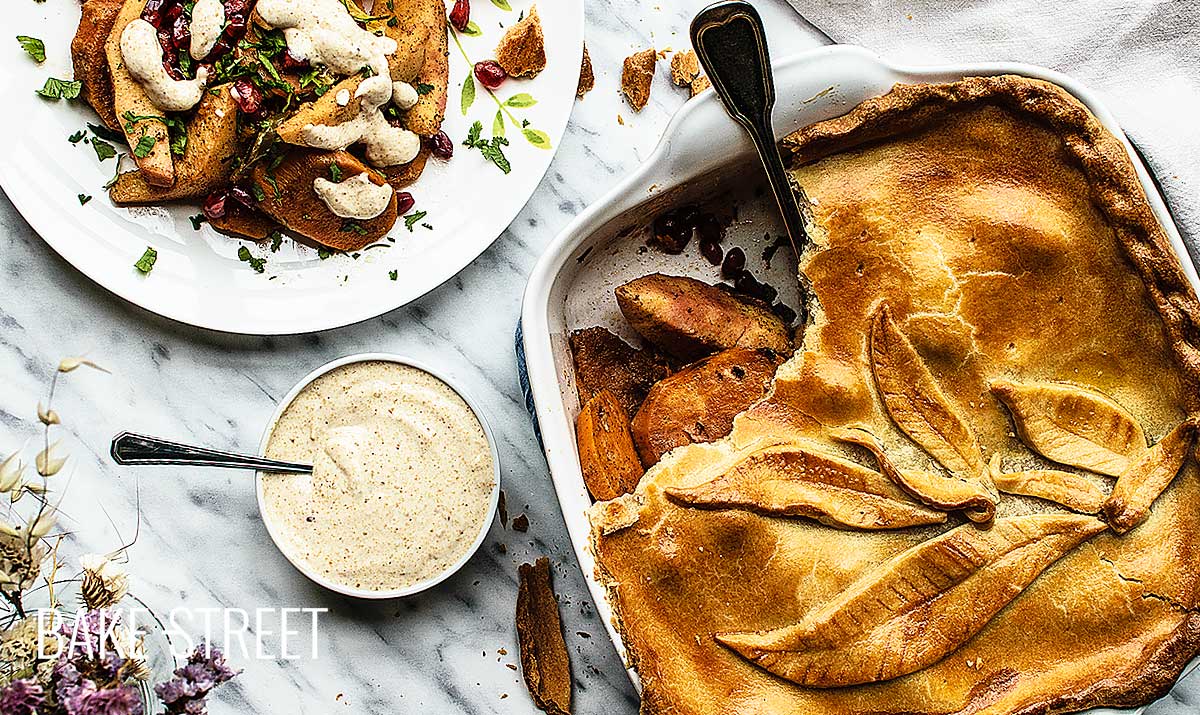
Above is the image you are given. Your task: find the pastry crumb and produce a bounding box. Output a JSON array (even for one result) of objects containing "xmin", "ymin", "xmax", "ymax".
[
  {"xmin": 576, "ymin": 44, "xmax": 594, "ymax": 98},
  {"xmin": 670, "ymin": 50, "xmax": 710, "ymax": 97},
  {"xmin": 621, "ymin": 48, "xmax": 657, "ymax": 111},
  {"xmin": 496, "ymin": 5, "xmax": 546, "ymax": 78}
]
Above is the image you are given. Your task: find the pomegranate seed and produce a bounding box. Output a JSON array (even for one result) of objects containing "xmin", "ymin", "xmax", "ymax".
[
  {"xmin": 696, "ymin": 214, "xmax": 723, "ymax": 243},
  {"xmin": 282, "ymin": 49, "xmax": 309, "ymax": 71},
  {"xmin": 395, "ymin": 192, "xmax": 415, "ymax": 215},
  {"xmin": 429, "ymin": 131, "xmax": 454, "ymax": 160},
  {"xmin": 171, "ymin": 13, "xmax": 191, "ymax": 49},
  {"xmin": 229, "ymin": 186, "xmax": 257, "ymax": 209},
  {"xmin": 202, "ymin": 191, "xmax": 228, "ymax": 220},
  {"xmin": 650, "ymin": 212, "xmax": 691, "ymax": 254},
  {"xmin": 721, "ymin": 246, "xmax": 745, "ymax": 279},
  {"xmin": 224, "ymin": 0, "xmax": 250, "ymax": 16},
  {"xmin": 223, "ymin": 15, "xmax": 247, "ymax": 39},
  {"xmin": 142, "ymin": 0, "xmax": 165, "ymax": 27},
  {"xmin": 473, "ymin": 60, "xmax": 507, "ymax": 89},
  {"xmin": 164, "ymin": 3, "xmax": 183, "ymax": 22},
  {"xmin": 231, "ymin": 79, "xmax": 262, "ymax": 114},
  {"xmin": 700, "ymin": 239, "xmax": 723, "ymax": 265},
  {"xmin": 678, "ymin": 205, "xmax": 700, "ymax": 229},
  {"xmin": 449, "ymin": 0, "xmax": 470, "ymax": 31}
]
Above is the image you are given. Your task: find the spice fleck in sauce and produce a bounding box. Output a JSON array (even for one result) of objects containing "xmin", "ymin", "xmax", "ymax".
[{"xmin": 262, "ymin": 362, "xmax": 494, "ymax": 592}]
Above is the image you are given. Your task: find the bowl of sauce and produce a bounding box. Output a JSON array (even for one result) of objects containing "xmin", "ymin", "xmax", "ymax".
[{"xmin": 256, "ymin": 354, "xmax": 499, "ymax": 598}]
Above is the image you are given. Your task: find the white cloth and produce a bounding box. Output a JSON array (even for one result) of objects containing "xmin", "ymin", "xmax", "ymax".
[{"xmin": 783, "ymin": 0, "xmax": 1200, "ymax": 262}]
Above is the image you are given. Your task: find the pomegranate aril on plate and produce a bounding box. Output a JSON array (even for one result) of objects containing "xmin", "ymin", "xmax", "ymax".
[
  {"xmin": 721, "ymin": 246, "xmax": 746, "ymax": 278},
  {"xmin": 696, "ymin": 214, "xmax": 724, "ymax": 244},
  {"xmin": 202, "ymin": 191, "xmax": 228, "ymax": 220},
  {"xmin": 700, "ymin": 240, "xmax": 723, "ymax": 265},
  {"xmin": 231, "ymin": 79, "xmax": 262, "ymax": 114},
  {"xmin": 429, "ymin": 131, "xmax": 454, "ymax": 160},
  {"xmin": 474, "ymin": 61, "xmax": 507, "ymax": 89},
  {"xmin": 449, "ymin": 0, "xmax": 470, "ymax": 31},
  {"xmin": 395, "ymin": 192, "xmax": 415, "ymax": 215},
  {"xmin": 650, "ymin": 212, "xmax": 692, "ymax": 254}
]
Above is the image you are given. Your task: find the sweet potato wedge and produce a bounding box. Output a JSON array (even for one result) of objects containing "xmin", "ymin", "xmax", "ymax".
[
  {"xmin": 576, "ymin": 390, "xmax": 644, "ymax": 502},
  {"xmin": 400, "ymin": 2, "xmax": 448, "ymax": 137},
  {"xmin": 631, "ymin": 347, "xmax": 784, "ymax": 466},
  {"xmin": 110, "ymin": 84, "xmax": 239, "ymax": 203},
  {"xmin": 276, "ymin": 76, "xmax": 363, "ymax": 146},
  {"xmin": 569, "ymin": 327, "xmax": 670, "ymax": 419},
  {"xmin": 616, "ymin": 274, "xmax": 793, "ymax": 361},
  {"xmin": 105, "ymin": 0, "xmax": 174, "ymax": 187},
  {"xmin": 73, "ymin": 0, "xmax": 122, "ymax": 130},
  {"xmin": 251, "ymin": 149, "xmax": 397, "ymax": 251},
  {"xmin": 208, "ymin": 211, "xmax": 281, "ymax": 241}
]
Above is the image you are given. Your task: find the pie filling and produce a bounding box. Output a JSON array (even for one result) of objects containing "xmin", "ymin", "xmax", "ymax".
[{"xmin": 590, "ymin": 76, "xmax": 1200, "ymax": 715}]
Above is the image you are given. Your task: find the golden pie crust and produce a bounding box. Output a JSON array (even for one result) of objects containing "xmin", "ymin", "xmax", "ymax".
[{"xmin": 590, "ymin": 76, "xmax": 1200, "ymax": 715}]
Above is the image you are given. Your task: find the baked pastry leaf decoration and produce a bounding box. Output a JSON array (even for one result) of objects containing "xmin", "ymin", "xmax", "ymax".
[
  {"xmin": 716, "ymin": 514, "xmax": 1107, "ymax": 688},
  {"xmin": 1104, "ymin": 420, "xmax": 1198, "ymax": 533},
  {"xmin": 833, "ymin": 427, "xmax": 997, "ymax": 522},
  {"xmin": 990, "ymin": 380, "xmax": 1147, "ymax": 477},
  {"xmin": 869, "ymin": 304, "xmax": 985, "ymax": 477},
  {"xmin": 988, "ymin": 454, "xmax": 1106, "ymax": 514},
  {"xmin": 665, "ymin": 445, "xmax": 947, "ymax": 530}
]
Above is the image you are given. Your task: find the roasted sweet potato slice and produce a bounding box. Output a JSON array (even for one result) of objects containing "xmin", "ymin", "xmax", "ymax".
[
  {"xmin": 106, "ymin": 0, "xmax": 174, "ymax": 187},
  {"xmin": 569, "ymin": 327, "xmax": 670, "ymax": 419},
  {"xmin": 73, "ymin": 0, "xmax": 122, "ymax": 130},
  {"xmin": 208, "ymin": 211, "xmax": 281, "ymax": 241},
  {"xmin": 631, "ymin": 347, "xmax": 784, "ymax": 466},
  {"xmin": 251, "ymin": 150, "xmax": 397, "ymax": 251},
  {"xmin": 110, "ymin": 84, "xmax": 239, "ymax": 203},
  {"xmin": 383, "ymin": 144, "xmax": 430, "ymax": 190},
  {"xmin": 576, "ymin": 390, "xmax": 644, "ymax": 501},
  {"xmin": 616, "ymin": 274, "xmax": 793, "ymax": 361}
]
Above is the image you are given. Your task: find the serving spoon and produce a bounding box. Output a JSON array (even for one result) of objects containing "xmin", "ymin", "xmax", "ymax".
[
  {"xmin": 110, "ymin": 431, "xmax": 312, "ymax": 473},
  {"xmin": 690, "ymin": 0, "xmax": 810, "ymax": 256}
]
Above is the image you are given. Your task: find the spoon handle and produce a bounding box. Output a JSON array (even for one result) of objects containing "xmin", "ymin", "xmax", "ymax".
[
  {"xmin": 690, "ymin": 0, "xmax": 809, "ymax": 255},
  {"xmin": 110, "ymin": 432, "xmax": 312, "ymax": 473}
]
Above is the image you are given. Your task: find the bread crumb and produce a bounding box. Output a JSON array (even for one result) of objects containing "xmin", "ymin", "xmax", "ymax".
[
  {"xmin": 495, "ymin": 5, "xmax": 546, "ymax": 78},
  {"xmin": 621, "ymin": 48, "xmax": 657, "ymax": 111},
  {"xmin": 576, "ymin": 44, "xmax": 594, "ymax": 98},
  {"xmin": 617, "ymin": 114, "xmax": 625, "ymax": 125},
  {"xmin": 670, "ymin": 50, "xmax": 700, "ymax": 86}
]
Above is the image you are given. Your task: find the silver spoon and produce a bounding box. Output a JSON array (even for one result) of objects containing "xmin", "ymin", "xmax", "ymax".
[
  {"xmin": 691, "ymin": 0, "xmax": 809, "ymax": 256},
  {"xmin": 110, "ymin": 432, "xmax": 312, "ymax": 473}
]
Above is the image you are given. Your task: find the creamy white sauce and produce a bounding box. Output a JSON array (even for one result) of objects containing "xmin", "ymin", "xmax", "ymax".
[
  {"xmin": 391, "ymin": 81, "xmax": 419, "ymax": 110},
  {"xmin": 335, "ymin": 88, "xmax": 351, "ymax": 106},
  {"xmin": 256, "ymin": 0, "xmax": 397, "ymax": 77},
  {"xmin": 262, "ymin": 362, "xmax": 495, "ymax": 592},
  {"xmin": 188, "ymin": 0, "xmax": 225, "ymax": 60},
  {"xmin": 300, "ymin": 76, "xmax": 420, "ymax": 167},
  {"xmin": 121, "ymin": 19, "xmax": 209, "ymax": 111},
  {"xmin": 313, "ymin": 172, "xmax": 393, "ymax": 219}
]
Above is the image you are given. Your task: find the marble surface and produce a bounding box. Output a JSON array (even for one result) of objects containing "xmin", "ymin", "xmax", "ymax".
[{"xmin": 0, "ymin": 0, "xmax": 1196, "ymax": 713}]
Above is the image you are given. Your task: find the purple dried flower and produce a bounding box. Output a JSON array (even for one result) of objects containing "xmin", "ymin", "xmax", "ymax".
[
  {"xmin": 155, "ymin": 644, "xmax": 239, "ymax": 715},
  {"xmin": 0, "ymin": 679, "xmax": 45, "ymax": 715},
  {"xmin": 66, "ymin": 684, "xmax": 144, "ymax": 715}
]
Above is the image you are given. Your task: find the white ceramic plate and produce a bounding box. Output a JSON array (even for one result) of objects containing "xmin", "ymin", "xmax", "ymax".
[
  {"xmin": 1, "ymin": 0, "xmax": 582, "ymax": 334},
  {"xmin": 519, "ymin": 45, "xmax": 1200, "ymax": 713}
]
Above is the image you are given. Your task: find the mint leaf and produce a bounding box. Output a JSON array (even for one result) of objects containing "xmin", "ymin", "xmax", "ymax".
[
  {"xmin": 189, "ymin": 214, "xmax": 206, "ymax": 230},
  {"xmin": 17, "ymin": 36, "xmax": 45, "ymax": 63},
  {"xmin": 504, "ymin": 93, "xmax": 536, "ymax": 108},
  {"xmin": 91, "ymin": 137, "xmax": 117, "ymax": 162},
  {"xmin": 77, "ymin": 193, "xmax": 91, "ymax": 205},
  {"xmin": 134, "ymin": 247, "xmax": 157, "ymax": 274},
  {"xmin": 403, "ymin": 210, "xmax": 427, "ymax": 231},
  {"xmin": 237, "ymin": 245, "xmax": 266, "ymax": 273},
  {"xmin": 37, "ymin": 77, "xmax": 81, "ymax": 100},
  {"xmin": 329, "ymin": 162, "xmax": 343, "ymax": 182},
  {"xmin": 388, "ymin": 269, "xmax": 398, "ymax": 280},
  {"xmin": 88, "ymin": 122, "xmax": 125, "ymax": 143},
  {"xmin": 414, "ymin": 82, "xmax": 434, "ymax": 95},
  {"xmin": 133, "ymin": 135, "xmax": 157, "ymax": 158},
  {"xmin": 68, "ymin": 130, "xmax": 86, "ymax": 144},
  {"xmin": 269, "ymin": 231, "xmax": 283, "ymax": 252}
]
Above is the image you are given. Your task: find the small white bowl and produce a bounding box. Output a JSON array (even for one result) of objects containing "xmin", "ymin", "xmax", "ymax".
[{"xmin": 255, "ymin": 353, "xmax": 501, "ymax": 599}]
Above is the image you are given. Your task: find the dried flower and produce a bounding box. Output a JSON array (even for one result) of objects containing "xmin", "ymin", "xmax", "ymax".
[
  {"xmin": 57, "ymin": 357, "xmax": 108, "ymax": 374},
  {"xmin": 35, "ymin": 440, "xmax": 67, "ymax": 477},
  {"xmin": 0, "ymin": 454, "xmax": 21, "ymax": 492},
  {"xmin": 0, "ymin": 530, "xmax": 47, "ymax": 595},
  {"xmin": 155, "ymin": 643, "xmax": 239, "ymax": 714},
  {"xmin": 28, "ymin": 510, "xmax": 57, "ymax": 539},
  {"xmin": 80, "ymin": 554, "xmax": 130, "ymax": 611},
  {"xmin": 37, "ymin": 401, "xmax": 61, "ymax": 426},
  {"xmin": 0, "ymin": 678, "xmax": 44, "ymax": 715}
]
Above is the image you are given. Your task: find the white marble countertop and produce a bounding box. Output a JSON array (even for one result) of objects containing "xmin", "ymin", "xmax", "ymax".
[{"xmin": 1, "ymin": 0, "xmax": 1196, "ymax": 712}]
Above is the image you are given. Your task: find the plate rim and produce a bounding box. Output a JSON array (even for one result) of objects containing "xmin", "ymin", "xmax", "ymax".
[{"xmin": 519, "ymin": 43, "xmax": 1199, "ymax": 713}]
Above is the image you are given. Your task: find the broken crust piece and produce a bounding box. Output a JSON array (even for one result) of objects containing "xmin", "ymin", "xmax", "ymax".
[
  {"xmin": 496, "ymin": 5, "xmax": 547, "ymax": 79},
  {"xmin": 577, "ymin": 45, "xmax": 594, "ymax": 99},
  {"xmin": 669, "ymin": 50, "xmax": 709, "ymax": 98},
  {"xmin": 516, "ymin": 558, "xmax": 572, "ymax": 715},
  {"xmin": 690, "ymin": 75, "xmax": 711, "ymax": 97},
  {"xmin": 621, "ymin": 49, "xmax": 656, "ymax": 111},
  {"xmin": 576, "ymin": 390, "xmax": 644, "ymax": 501}
]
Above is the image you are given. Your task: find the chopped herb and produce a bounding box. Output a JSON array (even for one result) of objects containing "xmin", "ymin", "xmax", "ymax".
[
  {"xmin": 17, "ymin": 36, "xmax": 45, "ymax": 63},
  {"xmin": 121, "ymin": 111, "xmax": 187, "ymax": 156},
  {"xmin": 169, "ymin": 129, "xmax": 187, "ymax": 156},
  {"xmin": 268, "ymin": 231, "xmax": 283, "ymax": 252},
  {"xmin": 299, "ymin": 67, "xmax": 334, "ymax": 96},
  {"xmin": 462, "ymin": 120, "xmax": 511, "ymax": 174},
  {"xmin": 403, "ymin": 210, "xmax": 427, "ymax": 231},
  {"xmin": 250, "ymin": 183, "xmax": 266, "ymax": 201},
  {"xmin": 328, "ymin": 162, "xmax": 343, "ymax": 182},
  {"xmin": 133, "ymin": 135, "xmax": 157, "ymax": 158},
  {"xmin": 77, "ymin": 193, "xmax": 91, "ymax": 205},
  {"xmin": 521, "ymin": 118, "xmax": 530, "ymax": 128},
  {"xmin": 237, "ymin": 245, "xmax": 266, "ymax": 273},
  {"xmin": 36, "ymin": 77, "xmax": 81, "ymax": 101},
  {"xmin": 317, "ymin": 247, "xmax": 334, "ymax": 259},
  {"xmin": 87, "ymin": 122, "xmax": 124, "ymax": 143},
  {"xmin": 340, "ymin": 221, "xmax": 368, "ymax": 235},
  {"xmin": 68, "ymin": 130, "xmax": 86, "ymax": 144},
  {"xmin": 387, "ymin": 16, "xmax": 398, "ymax": 27},
  {"xmin": 91, "ymin": 137, "xmax": 117, "ymax": 162},
  {"xmin": 388, "ymin": 269, "xmax": 398, "ymax": 280},
  {"xmin": 178, "ymin": 52, "xmax": 194, "ymax": 78},
  {"xmin": 189, "ymin": 214, "xmax": 207, "ymax": 230},
  {"xmin": 415, "ymin": 82, "xmax": 435, "ymax": 95},
  {"xmin": 134, "ymin": 247, "xmax": 157, "ymax": 274}
]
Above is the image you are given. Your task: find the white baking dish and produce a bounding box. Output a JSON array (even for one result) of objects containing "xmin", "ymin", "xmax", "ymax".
[{"xmin": 518, "ymin": 44, "xmax": 1200, "ymax": 713}]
